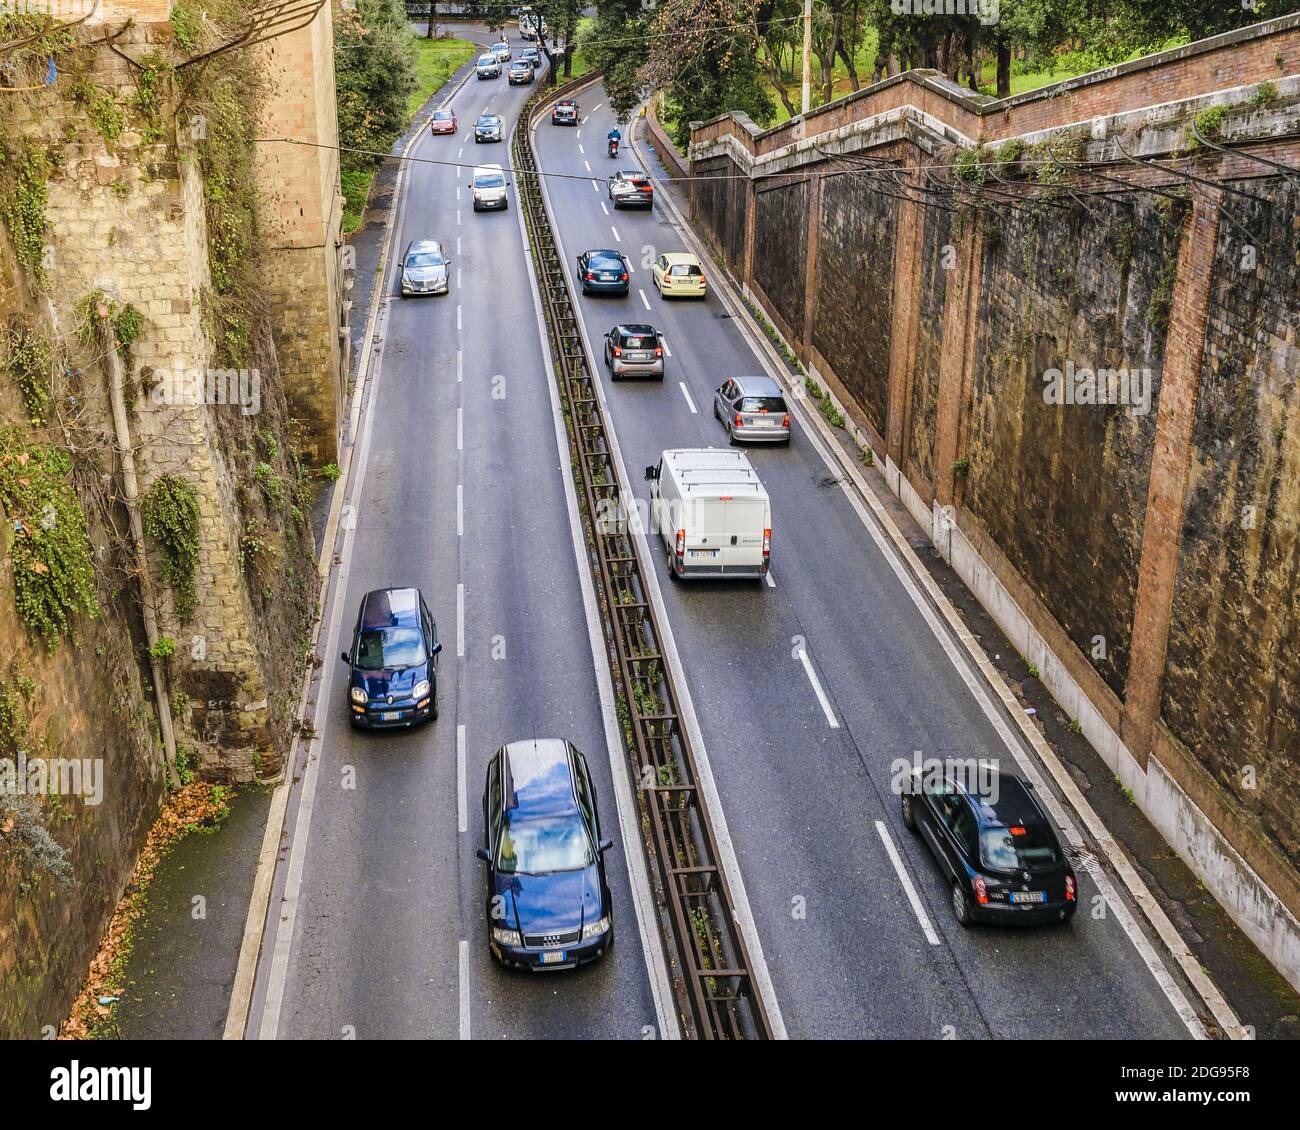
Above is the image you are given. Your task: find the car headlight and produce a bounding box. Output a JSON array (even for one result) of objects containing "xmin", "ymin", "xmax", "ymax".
[
  {"xmin": 349, "ymin": 686, "xmax": 367, "ymax": 705},
  {"xmin": 491, "ymin": 927, "xmax": 521, "ymax": 947},
  {"xmin": 411, "ymin": 679, "xmax": 431, "ymax": 700},
  {"xmin": 401, "ymin": 273, "xmax": 412, "ymax": 286},
  {"xmin": 582, "ymin": 915, "xmax": 610, "ymax": 940}
]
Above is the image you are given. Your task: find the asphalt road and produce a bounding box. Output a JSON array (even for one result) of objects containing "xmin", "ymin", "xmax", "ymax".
[
  {"xmin": 247, "ymin": 40, "xmax": 662, "ymax": 1040},
  {"xmin": 532, "ymin": 86, "xmax": 1196, "ymax": 1039}
]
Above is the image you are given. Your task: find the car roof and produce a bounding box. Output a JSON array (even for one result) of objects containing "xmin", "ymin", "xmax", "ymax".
[
  {"xmin": 614, "ymin": 323, "xmax": 657, "ymax": 336},
  {"xmin": 616, "ymin": 169, "xmax": 648, "ymax": 178},
  {"xmin": 662, "ymin": 252, "xmax": 700, "ymax": 265},
  {"xmin": 729, "ymin": 375, "xmax": 783, "ymax": 396},
  {"xmin": 948, "ymin": 771, "xmax": 1047, "ymax": 827},
  {"xmin": 500, "ymin": 739, "xmax": 578, "ymax": 820},
  {"xmin": 586, "ymin": 248, "xmax": 624, "ymax": 259},
  {"xmin": 360, "ymin": 587, "xmax": 421, "ymax": 629}
]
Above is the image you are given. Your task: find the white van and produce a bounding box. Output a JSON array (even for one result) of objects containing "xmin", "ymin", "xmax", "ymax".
[{"xmin": 644, "ymin": 448, "xmax": 771, "ymax": 580}]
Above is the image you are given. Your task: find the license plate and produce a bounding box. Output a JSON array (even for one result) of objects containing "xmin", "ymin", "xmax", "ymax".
[
  {"xmin": 627, "ymin": 352, "xmax": 649, "ymax": 361},
  {"xmin": 750, "ymin": 417, "xmax": 775, "ymax": 427},
  {"xmin": 1009, "ymin": 890, "xmax": 1046, "ymax": 904},
  {"xmin": 380, "ymin": 711, "xmax": 401, "ymax": 722},
  {"xmin": 601, "ymin": 273, "xmax": 615, "ymax": 281},
  {"xmin": 689, "ymin": 549, "xmax": 718, "ymax": 559},
  {"xmin": 540, "ymin": 950, "xmax": 566, "ymax": 964}
]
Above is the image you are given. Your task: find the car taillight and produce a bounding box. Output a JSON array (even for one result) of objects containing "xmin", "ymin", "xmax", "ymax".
[
  {"xmin": 974, "ymin": 877, "xmax": 989, "ymax": 905},
  {"xmin": 612, "ymin": 345, "xmax": 622, "ymax": 356},
  {"xmin": 675, "ymin": 529, "xmax": 685, "ymax": 557},
  {"xmin": 762, "ymin": 528, "xmax": 771, "ymax": 558},
  {"xmin": 620, "ymin": 272, "xmax": 628, "ymax": 281},
  {"xmin": 585, "ymin": 271, "xmax": 595, "ymax": 281},
  {"xmin": 655, "ymin": 346, "xmax": 662, "ymax": 357},
  {"xmin": 1065, "ymin": 875, "xmax": 1076, "ymax": 902},
  {"xmin": 699, "ymin": 275, "xmax": 707, "ymax": 285},
  {"xmin": 735, "ymin": 413, "xmax": 744, "ymax": 427},
  {"xmin": 783, "ymin": 414, "xmax": 790, "ymax": 427}
]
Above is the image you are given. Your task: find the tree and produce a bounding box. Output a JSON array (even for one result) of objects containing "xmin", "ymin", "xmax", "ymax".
[{"xmin": 335, "ymin": 0, "xmax": 418, "ymax": 170}]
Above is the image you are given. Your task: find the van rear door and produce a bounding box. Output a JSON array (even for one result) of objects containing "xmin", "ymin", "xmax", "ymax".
[{"xmin": 721, "ymin": 497, "xmax": 765, "ymax": 569}]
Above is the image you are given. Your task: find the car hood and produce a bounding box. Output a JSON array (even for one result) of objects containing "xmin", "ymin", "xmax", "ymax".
[
  {"xmin": 494, "ymin": 864, "xmax": 603, "ymax": 936},
  {"xmin": 354, "ymin": 664, "xmax": 427, "ymax": 699},
  {"xmin": 403, "ymin": 265, "xmax": 446, "ymax": 283}
]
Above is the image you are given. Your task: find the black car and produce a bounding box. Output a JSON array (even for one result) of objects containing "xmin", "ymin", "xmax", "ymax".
[
  {"xmin": 474, "ymin": 113, "xmax": 503, "ymax": 143},
  {"xmin": 477, "ymin": 739, "xmax": 614, "ymax": 970},
  {"xmin": 341, "ymin": 587, "xmax": 442, "ymax": 728},
  {"xmin": 607, "ymin": 170, "xmax": 654, "ymax": 209},
  {"xmin": 577, "ymin": 248, "xmax": 630, "ymax": 296},
  {"xmin": 902, "ymin": 768, "xmax": 1077, "ymax": 925},
  {"xmin": 520, "ymin": 46, "xmax": 542, "ymax": 67},
  {"xmin": 551, "ymin": 99, "xmax": 579, "ymax": 125}
]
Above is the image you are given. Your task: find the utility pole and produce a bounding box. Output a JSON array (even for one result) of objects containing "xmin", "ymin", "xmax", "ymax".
[{"xmin": 801, "ymin": 0, "xmax": 812, "ymax": 116}]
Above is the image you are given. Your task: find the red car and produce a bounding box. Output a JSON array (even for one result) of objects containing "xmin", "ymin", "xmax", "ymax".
[{"xmin": 430, "ymin": 108, "xmax": 457, "ymax": 135}]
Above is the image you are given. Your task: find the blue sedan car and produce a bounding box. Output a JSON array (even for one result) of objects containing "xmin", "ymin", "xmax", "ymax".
[
  {"xmin": 477, "ymin": 739, "xmax": 614, "ymax": 970},
  {"xmin": 576, "ymin": 248, "xmax": 630, "ymax": 296},
  {"xmin": 341, "ymin": 587, "xmax": 442, "ymax": 728}
]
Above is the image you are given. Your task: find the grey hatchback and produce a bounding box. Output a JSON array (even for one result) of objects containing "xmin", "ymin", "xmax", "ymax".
[
  {"xmin": 713, "ymin": 374, "xmax": 791, "ymax": 444},
  {"xmin": 603, "ymin": 324, "xmax": 664, "ymax": 379}
]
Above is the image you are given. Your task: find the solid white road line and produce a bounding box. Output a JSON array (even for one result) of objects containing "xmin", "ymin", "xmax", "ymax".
[
  {"xmin": 638, "ymin": 288, "xmax": 651, "ymax": 310},
  {"xmin": 593, "ymin": 102, "xmax": 603, "ymax": 111},
  {"xmin": 457, "ymin": 209, "xmax": 462, "ymax": 226},
  {"xmin": 579, "ymin": 143, "xmax": 584, "ymax": 154},
  {"xmin": 458, "ymin": 940, "xmax": 471, "ymax": 1039},
  {"xmin": 456, "ymin": 582, "xmax": 465, "ymax": 657},
  {"xmin": 611, "ymin": 226, "xmax": 621, "ymax": 242},
  {"xmin": 600, "ymin": 201, "xmax": 609, "ymax": 215},
  {"xmin": 456, "ymin": 406, "xmax": 462, "ymax": 450},
  {"xmin": 457, "ymin": 348, "xmax": 462, "ymax": 383},
  {"xmin": 457, "ymin": 483, "xmax": 463, "ymax": 535},
  {"xmin": 456, "ymin": 236, "xmax": 461, "ymax": 255},
  {"xmin": 457, "ymin": 725, "xmax": 467, "ymax": 833},
  {"xmin": 678, "ymin": 381, "xmax": 697, "ymax": 414},
  {"xmin": 456, "ymin": 304, "xmax": 462, "ymax": 331},
  {"xmin": 875, "ymin": 821, "xmax": 941, "ymax": 946},
  {"xmin": 456, "ymin": 268, "xmax": 461, "ymax": 289},
  {"xmin": 457, "ymin": 184, "xmax": 461, "ymax": 200},
  {"xmin": 796, "ymin": 647, "xmax": 840, "ymax": 728},
  {"xmin": 584, "ymin": 159, "xmax": 591, "ymax": 172}
]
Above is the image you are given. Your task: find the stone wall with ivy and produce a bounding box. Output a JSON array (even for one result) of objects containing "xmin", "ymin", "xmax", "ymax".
[{"xmin": 0, "ymin": 4, "xmax": 320, "ymax": 1035}]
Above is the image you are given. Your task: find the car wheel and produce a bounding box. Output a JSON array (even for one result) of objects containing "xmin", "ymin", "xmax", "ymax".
[
  {"xmin": 432, "ymin": 700, "xmax": 439, "ymax": 721},
  {"xmin": 952, "ymin": 881, "xmax": 973, "ymax": 927},
  {"xmin": 667, "ymin": 548, "xmax": 679, "ymax": 580},
  {"xmin": 712, "ymin": 401, "xmax": 720, "ymax": 421},
  {"xmin": 727, "ymin": 425, "xmax": 739, "ymax": 447},
  {"xmin": 901, "ymin": 793, "xmax": 916, "ymax": 831}
]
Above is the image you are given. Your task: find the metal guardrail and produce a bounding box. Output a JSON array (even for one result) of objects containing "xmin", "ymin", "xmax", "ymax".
[{"xmin": 512, "ymin": 76, "xmax": 772, "ymax": 1040}]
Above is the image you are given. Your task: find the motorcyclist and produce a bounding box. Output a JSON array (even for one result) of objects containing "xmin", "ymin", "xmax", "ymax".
[{"xmin": 607, "ymin": 125, "xmax": 622, "ymax": 155}]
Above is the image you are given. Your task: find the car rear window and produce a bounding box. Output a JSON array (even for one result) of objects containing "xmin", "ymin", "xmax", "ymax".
[
  {"xmin": 739, "ymin": 396, "xmax": 786, "ymax": 413},
  {"xmin": 623, "ymin": 335, "xmax": 655, "ymax": 349},
  {"xmin": 980, "ymin": 824, "xmax": 1061, "ymax": 872},
  {"xmin": 669, "ymin": 264, "xmax": 701, "ymax": 276}
]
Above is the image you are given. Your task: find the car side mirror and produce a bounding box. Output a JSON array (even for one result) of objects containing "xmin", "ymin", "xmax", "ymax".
[
  {"xmin": 430, "ymin": 641, "xmax": 443, "ymax": 656},
  {"xmin": 599, "ymin": 838, "xmax": 614, "ymax": 853},
  {"xmin": 644, "ymin": 465, "xmax": 657, "ymax": 481},
  {"xmin": 475, "ymin": 847, "xmax": 492, "ymax": 863},
  {"xmin": 340, "ymin": 651, "xmax": 351, "ymax": 664}
]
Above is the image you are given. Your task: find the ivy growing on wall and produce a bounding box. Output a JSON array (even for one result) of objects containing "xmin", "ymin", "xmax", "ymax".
[
  {"xmin": 140, "ymin": 474, "xmax": 201, "ymax": 620},
  {"xmin": 1, "ymin": 318, "xmax": 53, "ymax": 426},
  {"xmin": 0, "ymin": 428, "xmax": 99, "ymax": 648},
  {"xmin": 0, "ymin": 138, "xmax": 52, "ymax": 282}
]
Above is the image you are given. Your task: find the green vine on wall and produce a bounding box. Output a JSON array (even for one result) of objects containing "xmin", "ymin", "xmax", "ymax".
[
  {"xmin": 0, "ymin": 138, "xmax": 52, "ymax": 282},
  {"xmin": 140, "ymin": 474, "xmax": 201, "ymax": 620},
  {"xmin": 1, "ymin": 318, "xmax": 53, "ymax": 426},
  {"xmin": 0, "ymin": 428, "xmax": 100, "ymax": 649},
  {"xmin": 69, "ymin": 78, "xmax": 126, "ymax": 145}
]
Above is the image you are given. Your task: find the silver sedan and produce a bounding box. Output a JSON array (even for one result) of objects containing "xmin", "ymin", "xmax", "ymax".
[{"xmin": 713, "ymin": 374, "xmax": 791, "ymax": 444}]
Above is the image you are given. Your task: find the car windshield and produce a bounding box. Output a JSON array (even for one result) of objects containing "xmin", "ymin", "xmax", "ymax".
[
  {"xmin": 477, "ymin": 117, "xmax": 498, "ymax": 126},
  {"xmin": 497, "ymin": 813, "xmax": 593, "ymax": 874},
  {"xmin": 740, "ymin": 396, "xmax": 785, "ymax": 413},
  {"xmin": 980, "ymin": 825, "xmax": 1061, "ymax": 872},
  {"xmin": 474, "ymin": 173, "xmax": 505, "ymax": 188},
  {"xmin": 434, "ymin": 110, "xmax": 452, "ymax": 120},
  {"xmin": 478, "ymin": 54, "xmax": 495, "ymax": 64},
  {"xmin": 355, "ymin": 625, "xmax": 426, "ymax": 670},
  {"xmin": 406, "ymin": 251, "xmax": 443, "ymax": 268}
]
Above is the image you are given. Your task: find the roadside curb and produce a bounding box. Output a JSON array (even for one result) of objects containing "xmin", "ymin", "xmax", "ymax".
[{"xmin": 629, "ymin": 121, "xmax": 1247, "ymax": 1041}]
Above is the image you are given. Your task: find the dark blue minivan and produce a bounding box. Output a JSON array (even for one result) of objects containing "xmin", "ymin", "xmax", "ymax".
[{"xmin": 341, "ymin": 587, "xmax": 442, "ymax": 728}]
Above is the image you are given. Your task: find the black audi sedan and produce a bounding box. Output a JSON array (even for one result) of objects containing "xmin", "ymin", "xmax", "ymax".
[
  {"xmin": 477, "ymin": 739, "xmax": 614, "ymax": 970},
  {"xmin": 341, "ymin": 587, "xmax": 442, "ymax": 728},
  {"xmin": 901, "ymin": 767, "xmax": 1077, "ymax": 926}
]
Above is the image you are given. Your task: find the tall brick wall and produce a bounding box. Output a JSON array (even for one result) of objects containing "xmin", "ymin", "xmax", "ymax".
[{"xmin": 687, "ymin": 14, "xmax": 1300, "ymax": 983}]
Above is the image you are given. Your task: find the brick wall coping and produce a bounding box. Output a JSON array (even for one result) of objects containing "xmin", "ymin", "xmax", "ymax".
[{"xmin": 692, "ymin": 12, "xmax": 1300, "ymax": 156}]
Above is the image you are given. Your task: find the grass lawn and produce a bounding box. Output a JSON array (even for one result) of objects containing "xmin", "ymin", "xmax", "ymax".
[
  {"xmin": 341, "ymin": 35, "xmax": 476, "ymax": 233},
  {"xmin": 563, "ymin": 15, "xmax": 597, "ymax": 82}
]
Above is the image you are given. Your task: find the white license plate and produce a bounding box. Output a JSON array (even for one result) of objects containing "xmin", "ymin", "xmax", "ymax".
[
  {"xmin": 689, "ymin": 549, "xmax": 718, "ymax": 559},
  {"xmin": 1009, "ymin": 890, "xmax": 1046, "ymax": 904},
  {"xmin": 540, "ymin": 950, "xmax": 566, "ymax": 964},
  {"xmin": 601, "ymin": 274, "xmax": 616, "ymax": 281},
  {"xmin": 750, "ymin": 417, "xmax": 776, "ymax": 427},
  {"xmin": 627, "ymin": 352, "xmax": 649, "ymax": 361},
  {"xmin": 380, "ymin": 711, "xmax": 401, "ymax": 722}
]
